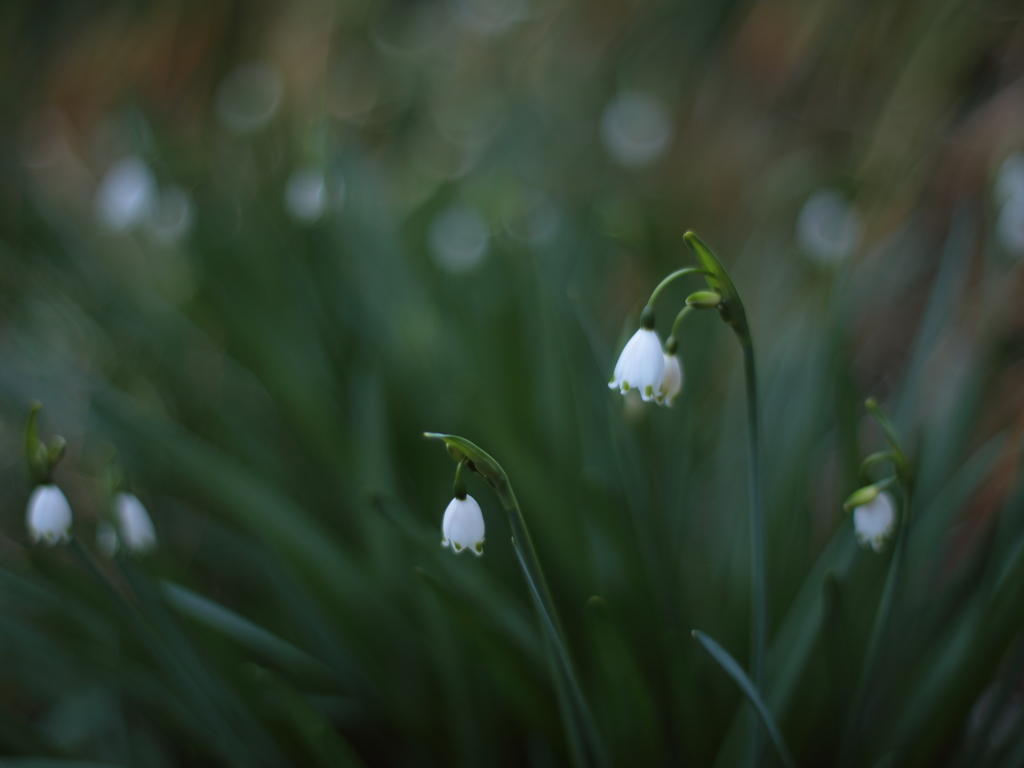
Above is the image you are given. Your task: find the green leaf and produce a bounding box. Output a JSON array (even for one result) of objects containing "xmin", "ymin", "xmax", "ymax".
[
  {"xmin": 692, "ymin": 630, "xmax": 797, "ymax": 768},
  {"xmin": 161, "ymin": 580, "xmax": 344, "ymax": 685}
]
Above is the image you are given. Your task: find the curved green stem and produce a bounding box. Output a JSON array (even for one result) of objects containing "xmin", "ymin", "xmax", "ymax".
[
  {"xmin": 425, "ymin": 433, "xmax": 607, "ymax": 768},
  {"xmin": 858, "ymin": 452, "xmax": 895, "ymax": 485},
  {"xmin": 647, "ymin": 267, "xmax": 714, "ymax": 307},
  {"xmin": 670, "ymin": 305, "xmax": 695, "ymax": 342}
]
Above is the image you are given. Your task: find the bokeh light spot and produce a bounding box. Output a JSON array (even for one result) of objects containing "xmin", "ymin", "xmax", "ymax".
[
  {"xmin": 428, "ymin": 204, "xmax": 489, "ymax": 272},
  {"xmin": 796, "ymin": 189, "xmax": 862, "ymax": 264},
  {"xmin": 215, "ymin": 62, "xmax": 284, "ymax": 134},
  {"xmin": 95, "ymin": 156, "xmax": 156, "ymax": 231},
  {"xmin": 600, "ymin": 92, "xmax": 672, "ymax": 168}
]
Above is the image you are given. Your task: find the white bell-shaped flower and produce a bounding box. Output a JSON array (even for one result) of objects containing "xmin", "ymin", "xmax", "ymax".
[
  {"xmin": 853, "ymin": 491, "xmax": 896, "ymax": 552},
  {"xmin": 609, "ymin": 328, "xmax": 665, "ymax": 402},
  {"xmin": 96, "ymin": 520, "xmax": 120, "ymax": 558},
  {"xmin": 114, "ymin": 492, "xmax": 157, "ymax": 555},
  {"xmin": 656, "ymin": 353, "xmax": 683, "ymax": 406},
  {"xmin": 26, "ymin": 484, "xmax": 73, "ymax": 546},
  {"xmin": 441, "ymin": 495, "xmax": 485, "ymax": 555}
]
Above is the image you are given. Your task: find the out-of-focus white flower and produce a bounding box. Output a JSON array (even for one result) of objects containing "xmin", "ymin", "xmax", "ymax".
[
  {"xmin": 456, "ymin": 0, "xmax": 526, "ymax": 36},
  {"xmin": 656, "ymin": 353, "xmax": 683, "ymax": 406},
  {"xmin": 285, "ymin": 167, "xmax": 327, "ymax": 223},
  {"xmin": 600, "ymin": 92, "xmax": 672, "ymax": 168},
  {"xmin": 428, "ymin": 204, "xmax": 489, "ymax": 273},
  {"xmin": 996, "ymin": 152, "xmax": 1024, "ymax": 206},
  {"xmin": 442, "ymin": 495, "xmax": 485, "ymax": 555},
  {"xmin": 853, "ymin": 491, "xmax": 896, "ymax": 552},
  {"xmin": 26, "ymin": 485, "xmax": 73, "ymax": 546},
  {"xmin": 149, "ymin": 185, "xmax": 194, "ymax": 244},
  {"xmin": 609, "ymin": 328, "xmax": 665, "ymax": 402},
  {"xmin": 797, "ymin": 189, "xmax": 862, "ymax": 264},
  {"xmin": 997, "ymin": 199, "xmax": 1024, "ymax": 256},
  {"xmin": 215, "ymin": 62, "xmax": 284, "ymax": 134},
  {"xmin": 114, "ymin": 492, "xmax": 157, "ymax": 555},
  {"xmin": 96, "ymin": 520, "xmax": 119, "ymax": 558},
  {"xmin": 95, "ymin": 156, "xmax": 157, "ymax": 231}
]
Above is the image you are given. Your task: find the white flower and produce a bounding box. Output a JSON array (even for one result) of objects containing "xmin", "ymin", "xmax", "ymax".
[
  {"xmin": 96, "ymin": 520, "xmax": 119, "ymax": 558},
  {"xmin": 797, "ymin": 189, "xmax": 862, "ymax": 264},
  {"xmin": 441, "ymin": 495, "xmax": 485, "ymax": 555},
  {"xmin": 656, "ymin": 353, "xmax": 683, "ymax": 406},
  {"xmin": 609, "ymin": 328, "xmax": 665, "ymax": 402},
  {"xmin": 996, "ymin": 199, "xmax": 1024, "ymax": 256},
  {"xmin": 26, "ymin": 485, "xmax": 73, "ymax": 546},
  {"xmin": 114, "ymin": 492, "xmax": 157, "ymax": 555},
  {"xmin": 853, "ymin": 492, "xmax": 896, "ymax": 552}
]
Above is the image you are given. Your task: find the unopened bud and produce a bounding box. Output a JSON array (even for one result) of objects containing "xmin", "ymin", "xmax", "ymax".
[
  {"xmin": 843, "ymin": 484, "xmax": 880, "ymax": 512},
  {"xmin": 685, "ymin": 291, "xmax": 723, "ymax": 309}
]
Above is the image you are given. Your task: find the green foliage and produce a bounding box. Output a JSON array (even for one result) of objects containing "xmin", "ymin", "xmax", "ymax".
[{"xmin": 0, "ymin": 0, "xmax": 1023, "ymax": 765}]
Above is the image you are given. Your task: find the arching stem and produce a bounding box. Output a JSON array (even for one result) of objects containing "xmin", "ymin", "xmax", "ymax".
[{"xmin": 647, "ymin": 267, "xmax": 714, "ymax": 307}]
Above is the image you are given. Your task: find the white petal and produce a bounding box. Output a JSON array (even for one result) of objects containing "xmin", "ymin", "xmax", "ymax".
[
  {"xmin": 114, "ymin": 493, "xmax": 157, "ymax": 555},
  {"xmin": 610, "ymin": 328, "xmax": 663, "ymax": 399},
  {"xmin": 853, "ymin": 492, "xmax": 896, "ymax": 552},
  {"xmin": 96, "ymin": 521, "xmax": 120, "ymax": 558},
  {"xmin": 635, "ymin": 331, "xmax": 665, "ymax": 401},
  {"xmin": 441, "ymin": 495, "xmax": 485, "ymax": 555},
  {"xmin": 657, "ymin": 353, "xmax": 683, "ymax": 406},
  {"xmin": 26, "ymin": 485, "xmax": 73, "ymax": 546}
]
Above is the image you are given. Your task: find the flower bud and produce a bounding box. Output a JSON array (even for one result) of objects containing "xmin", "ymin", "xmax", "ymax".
[
  {"xmin": 113, "ymin": 492, "xmax": 157, "ymax": 555},
  {"xmin": 685, "ymin": 291, "xmax": 723, "ymax": 309},
  {"xmin": 441, "ymin": 495, "xmax": 485, "ymax": 556},
  {"xmin": 843, "ymin": 484, "xmax": 880, "ymax": 512},
  {"xmin": 26, "ymin": 484, "xmax": 73, "ymax": 546}
]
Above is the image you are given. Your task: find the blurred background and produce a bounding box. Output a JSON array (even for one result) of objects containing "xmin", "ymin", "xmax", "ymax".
[{"xmin": 3, "ymin": 0, "xmax": 1024, "ymax": 765}]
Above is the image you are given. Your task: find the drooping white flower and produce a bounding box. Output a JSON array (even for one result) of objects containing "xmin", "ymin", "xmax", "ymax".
[
  {"xmin": 656, "ymin": 353, "xmax": 683, "ymax": 406},
  {"xmin": 114, "ymin": 492, "xmax": 157, "ymax": 555},
  {"xmin": 609, "ymin": 328, "xmax": 665, "ymax": 402},
  {"xmin": 996, "ymin": 199, "xmax": 1024, "ymax": 256},
  {"xmin": 441, "ymin": 495, "xmax": 485, "ymax": 555},
  {"xmin": 26, "ymin": 485, "xmax": 73, "ymax": 546},
  {"xmin": 95, "ymin": 156, "xmax": 157, "ymax": 231},
  {"xmin": 797, "ymin": 188, "xmax": 862, "ymax": 264},
  {"xmin": 853, "ymin": 491, "xmax": 896, "ymax": 552},
  {"xmin": 96, "ymin": 520, "xmax": 119, "ymax": 558}
]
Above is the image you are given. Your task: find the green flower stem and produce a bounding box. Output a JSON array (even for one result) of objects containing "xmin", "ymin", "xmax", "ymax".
[
  {"xmin": 646, "ymin": 267, "xmax": 714, "ymax": 307},
  {"xmin": 839, "ymin": 416, "xmax": 914, "ymax": 767},
  {"xmin": 682, "ymin": 232, "xmax": 768, "ymax": 768},
  {"xmin": 839, "ymin": 489, "xmax": 913, "ymax": 766},
  {"xmin": 742, "ymin": 339, "xmax": 767, "ymax": 768},
  {"xmin": 425, "ymin": 433, "xmax": 607, "ymax": 768},
  {"xmin": 670, "ymin": 305, "xmax": 695, "ymax": 342}
]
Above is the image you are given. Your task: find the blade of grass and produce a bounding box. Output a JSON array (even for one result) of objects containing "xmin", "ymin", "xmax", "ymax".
[
  {"xmin": 160, "ymin": 581, "xmax": 344, "ymax": 686},
  {"xmin": 692, "ymin": 630, "xmax": 797, "ymax": 768}
]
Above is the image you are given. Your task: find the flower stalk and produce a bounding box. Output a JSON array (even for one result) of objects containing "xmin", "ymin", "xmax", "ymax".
[
  {"xmin": 682, "ymin": 232, "xmax": 767, "ymax": 767},
  {"xmin": 608, "ymin": 232, "xmax": 768, "ymax": 764},
  {"xmin": 839, "ymin": 399, "xmax": 914, "ymax": 766},
  {"xmin": 425, "ymin": 432, "xmax": 606, "ymax": 768},
  {"xmin": 24, "ymin": 403, "xmax": 73, "ymax": 546}
]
